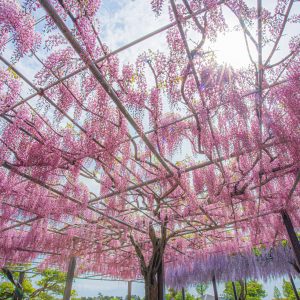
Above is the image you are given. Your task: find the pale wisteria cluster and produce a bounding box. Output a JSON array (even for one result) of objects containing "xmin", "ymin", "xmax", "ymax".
[{"xmin": 166, "ymin": 245, "xmax": 299, "ymax": 289}]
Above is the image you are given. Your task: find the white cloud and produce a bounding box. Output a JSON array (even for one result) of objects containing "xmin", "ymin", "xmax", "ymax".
[{"xmin": 98, "ymin": 0, "xmax": 170, "ymax": 65}]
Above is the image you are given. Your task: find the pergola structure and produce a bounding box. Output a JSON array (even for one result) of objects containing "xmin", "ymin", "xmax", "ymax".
[{"xmin": 0, "ymin": 0, "xmax": 300, "ymax": 299}]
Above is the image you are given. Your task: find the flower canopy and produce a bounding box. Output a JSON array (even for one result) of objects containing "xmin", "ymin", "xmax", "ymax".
[{"xmin": 0, "ymin": 0, "xmax": 299, "ymax": 288}]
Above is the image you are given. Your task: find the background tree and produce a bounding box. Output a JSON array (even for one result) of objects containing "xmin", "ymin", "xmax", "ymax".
[
  {"xmin": 244, "ymin": 281, "xmax": 267, "ymax": 300},
  {"xmin": 0, "ymin": 268, "xmax": 34, "ymax": 299},
  {"xmin": 223, "ymin": 280, "xmax": 267, "ymax": 300},
  {"xmin": 283, "ymin": 279, "xmax": 300, "ymax": 300},
  {"xmin": 195, "ymin": 283, "xmax": 208, "ymax": 299},
  {"xmin": 166, "ymin": 288, "xmax": 177, "ymax": 299},
  {"xmin": 0, "ymin": 267, "xmax": 78, "ymax": 300},
  {"xmin": 125, "ymin": 295, "xmax": 142, "ymax": 300},
  {"xmin": 30, "ymin": 268, "xmax": 78, "ymax": 299},
  {"xmin": 165, "ymin": 288, "xmax": 195, "ymax": 300},
  {"xmin": 92, "ymin": 295, "xmax": 123, "ymax": 300},
  {"xmin": 224, "ymin": 281, "xmax": 245, "ymax": 300},
  {"xmin": 273, "ymin": 286, "xmax": 282, "ymax": 300}
]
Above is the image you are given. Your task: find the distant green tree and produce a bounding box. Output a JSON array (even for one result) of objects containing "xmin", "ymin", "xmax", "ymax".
[
  {"xmin": 0, "ymin": 268, "xmax": 35, "ymax": 299},
  {"xmin": 0, "ymin": 266, "xmax": 78, "ymax": 300},
  {"xmin": 30, "ymin": 268, "xmax": 78, "ymax": 299},
  {"xmin": 94, "ymin": 295, "xmax": 123, "ymax": 300},
  {"xmin": 166, "ymin": 288, "xmax": 177, "ymax": 299},
  {"xmin": 224, "ymin": 280, "xmax": 247, "ymax": 300},
  {"xmin": 125, "ymin": 295, "xmax": 141, "ymax": 300},
  {"xmin": 165, "ymin": 288, "xmax": 195, "ymax": 300},
  {"xmin": 246, "ymin": 280, "xmax": 267, "ymax": 300},
  {"xmin": 273, "ymin": 287, "xmax": 282, "ymax": 300},
  {"xmin": 223, "ymin": 280, "xmax": 267, "ymax": 300},
  {"xmin": 195, "ymin": 283, "xmax": 208, "ymax": 299},
  {"xmin": 283, "ymin": 279, "xmax": 300, "ymax": 300}
]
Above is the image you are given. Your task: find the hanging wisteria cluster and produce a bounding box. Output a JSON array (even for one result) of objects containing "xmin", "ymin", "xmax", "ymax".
[
  {"xmin": 0, "ymin": 0, "xmax": 299, "ymax": 298},
  {"xmin": 166, "ymin": 245, "xmax": 299, "ymax": 289}
]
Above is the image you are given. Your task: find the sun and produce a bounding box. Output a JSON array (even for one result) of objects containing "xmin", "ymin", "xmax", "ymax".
[{"xmin": 212, "ymin": 30, "xmax": 253, "ymax": 69}]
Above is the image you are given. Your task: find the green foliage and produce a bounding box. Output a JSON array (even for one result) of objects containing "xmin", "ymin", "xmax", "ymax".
[
  {"xmin": 195, "ymin": 283, "xmax": 208, "ymax": 298},
  {"xmin": 0, "ymin": 281, "xmax": 15, "ymax": 299},
  {"xmin": 0, "ymin": 268, "xmax": 35, "ymax": 300},
  {"xmin": 32, "ymin": 268, "xmax": 78, "ymax": 299},
  {"xmin": 79, "ymin": 293, "xmax": 142, "ymax": 300},
  {"xmin": 165, "ymin": 288, "xmax": 195, "ymax": 300},
  {"xmin": 282, "ymin": 279, "xmax": 300, "ymax": 300},
  {"xmin": 224, "ymin": 281, "xmax": 244, "ymax": 300},
  {"xmin": 0, "ymin": 266, "xmax": 77, "ymax": 300},
  {"xmin": 79, "ymin": 295, "xmax": 141, "ymax": 300},
  {"xmin": 246, "ymin": 281, "xmax": 267, "ymax": 300},
  {"xmin": 223, "ymin": 280, "xmax": 267, "ymax": 300},
  {"xmin": 252, "ymin": 247, "xmax": 262, "ymax": 256},
  {"xmin": 273, "ymin": 287, "xmax": 282, "ymax": 300}
]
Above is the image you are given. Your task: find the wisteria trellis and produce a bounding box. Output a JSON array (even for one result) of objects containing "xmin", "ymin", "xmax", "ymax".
[{"xmin": 0, "ymin": 0, "xmax": 299, "ymax": 299}]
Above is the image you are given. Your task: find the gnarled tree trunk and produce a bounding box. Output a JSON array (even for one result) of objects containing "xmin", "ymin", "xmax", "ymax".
[
  {"xmin": 130, "ymin": 220, "xmax": 167, "ymax": 300},
  {"xmin": 141, "ymin": 238, "xmax": 165, "ymax": 300},
  {"xmin": 144, "ymin": 271, "xmax": 159, "ymax": 300}
]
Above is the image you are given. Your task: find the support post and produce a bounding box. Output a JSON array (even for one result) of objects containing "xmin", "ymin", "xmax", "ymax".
[
  {"xmin": 281, "ymin": 209, "xmax": 300, "ymax": 267},
  {"xmin": 232, "ymin": 281, "xmax": 238, "ymax": 300},
  {"xmin": 127, "ymin": 281, "xmax": 132, "ymax": 300},
  {"xmin": 157, "ymin": 256, "xmax": 165, "ymax": 300},
  {"xmin": 182, "ymin": 287, "xmax": 185, "ymax": 300},
  {"xmin": 289, "ymin": 274, "xmax": 300, "ymax": 300},
  {"xmin": 63, "ymin": 256, "xmax": 76, "ymax": 300},
  {"xmin": 212, "ymin": 274, "xmax": 219, "ymax": 300},
  {"xmin": 13, "ymin": 271, "xmax": 25, "ymax": 300}
]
